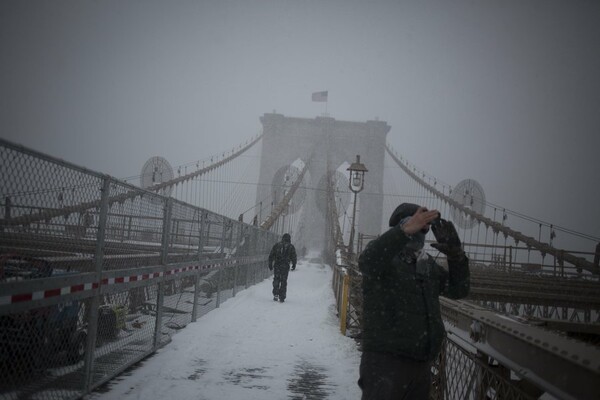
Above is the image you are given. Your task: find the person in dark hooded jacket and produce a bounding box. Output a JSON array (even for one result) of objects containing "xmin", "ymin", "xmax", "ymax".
[
  {"xmin": 358, "ymin": 203, "xmax": 469, "ymax": 400},
  {"xmin": 268, "ymin": 233, "xmax": 297, "ymax": 303}
]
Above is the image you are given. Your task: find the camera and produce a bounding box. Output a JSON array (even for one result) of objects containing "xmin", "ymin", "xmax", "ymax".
[{"xmin": 430, "ymin": 212, "xmax": 442, "ymax": 227}]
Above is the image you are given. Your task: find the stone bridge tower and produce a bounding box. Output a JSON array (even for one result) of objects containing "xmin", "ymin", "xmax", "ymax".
[{"xmin": 256, "ymin": 113, "xmax": 390, "ymax": 253}]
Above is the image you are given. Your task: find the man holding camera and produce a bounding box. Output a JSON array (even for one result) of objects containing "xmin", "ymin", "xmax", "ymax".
[{"xmin": 358, "ymin": 203, "xmax": 470, "ymax": 400}]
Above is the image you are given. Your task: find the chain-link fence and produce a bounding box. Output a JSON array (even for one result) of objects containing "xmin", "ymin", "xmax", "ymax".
[
  {"xmin": 0, "ymin": 138, "xmax": 278, "ymax": 400},
  {"xmin": 434, "ymin": 337, "xmax": 536, "ymax": 400}
]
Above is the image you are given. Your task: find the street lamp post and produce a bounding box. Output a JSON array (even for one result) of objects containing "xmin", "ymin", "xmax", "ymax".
[
  {"xmin": 281, "ymin": 190, "xmax": 288, "ymax": 235},
  {"xmin": 347, "ymin": 155, "xmax": 368, "ymax": 255}
]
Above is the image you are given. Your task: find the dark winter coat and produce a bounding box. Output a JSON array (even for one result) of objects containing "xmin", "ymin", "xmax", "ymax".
[
  {"xmin": 358, "ymin": 224, "xmax": 469, "ymax": 362},
  {"xmin": 268, "ymin": 241, "xmax": 297, "ymax": 270}
]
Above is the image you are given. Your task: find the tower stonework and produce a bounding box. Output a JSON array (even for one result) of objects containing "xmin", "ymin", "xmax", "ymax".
[{"xmin": 257, "ymin": 113, "xmax": 390, "ymax": 252}]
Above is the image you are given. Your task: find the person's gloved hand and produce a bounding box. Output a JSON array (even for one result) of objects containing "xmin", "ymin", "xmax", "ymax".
[
  {"xmin": 269, "ymin": 264, "xmax": 273, "ymax": 271},
  {"xmin": 431, "ymin": 219, "xmax": 464, "ymax": 259},
  {"xmin": 291, "ymin": 265, "xmax": 296, "ymax": 271}
]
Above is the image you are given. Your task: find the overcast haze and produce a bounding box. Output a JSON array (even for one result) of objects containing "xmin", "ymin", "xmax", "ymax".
[{"xmin": 1, "ymin": 1, "xmax": 599, "ymax": 244}]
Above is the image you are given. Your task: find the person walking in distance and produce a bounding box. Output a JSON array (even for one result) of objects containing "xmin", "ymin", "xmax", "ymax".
[
  {"xmin": 268, "ymin": 233, "xmax": 297, "ymax": 303},
  {"xmin": 358, "ymin": 203, "xmax": 470, "ymax": 399}
]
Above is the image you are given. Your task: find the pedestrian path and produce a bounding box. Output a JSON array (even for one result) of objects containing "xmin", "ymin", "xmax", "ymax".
[{"xmin": 88, "ymin": 258, "xmax": 362, "ymax": 400}]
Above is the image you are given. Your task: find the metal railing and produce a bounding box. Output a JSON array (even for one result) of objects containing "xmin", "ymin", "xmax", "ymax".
[{"xmin": 0, "ymin": 138, "xmax": 278, "ymax": 400}]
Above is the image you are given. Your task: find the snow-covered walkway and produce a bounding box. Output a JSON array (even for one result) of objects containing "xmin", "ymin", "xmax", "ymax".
[{"xmin": 88, "ymin": 258, "xmax": 362, "ymax": 400}]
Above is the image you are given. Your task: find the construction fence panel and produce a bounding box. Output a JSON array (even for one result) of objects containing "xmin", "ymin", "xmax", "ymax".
[{"xmin": 0, "ymin": 139, "xmax": 279, "ymax": 400}]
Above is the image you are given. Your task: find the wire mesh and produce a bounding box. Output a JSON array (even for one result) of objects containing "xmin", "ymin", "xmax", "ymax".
[
  {"xmin": 102, "ymin": 182, "xmax": 166, "ymax": 271},
  {"xmin": 0, "ymin": 139, "xmax": 279, "ymax": 400},
  {"xmin": 436, "ymin": 338, "xmax": 537, "ymax": 400},
  {"xmin": 160, "ymin": 275, "xmax": 194, "ymax": 332},
  {"xmin": 0, "ymin": 298, "xmax": 87, "ymax": 400},
  {"xmin": 195, "ymin": 268, "xmax": 219, "ymax": 318},
  {"xmin": 166, "ymin": 201, "xmax": 202, "ymax": 265},
  {"xmin": 1, "ymin": 144, "xmax": 105, "ymax": 274},
  {"xmin": 217, "ymin": 267, "xmax": 234, "ymax": 305},
  {"xmin": 91, "ymin": 286, "xmax": 157, "ymax": 389}
]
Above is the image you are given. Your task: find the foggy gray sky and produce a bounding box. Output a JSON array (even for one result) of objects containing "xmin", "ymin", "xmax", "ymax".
[{"xmin": 1, "ymin": 0, "xmax": 599, "ymax": 242}]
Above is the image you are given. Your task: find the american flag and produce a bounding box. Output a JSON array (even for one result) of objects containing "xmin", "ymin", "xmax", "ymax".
[{"xmin": 311, "ymin": 91, "xmax": 328, "ymax": 102}]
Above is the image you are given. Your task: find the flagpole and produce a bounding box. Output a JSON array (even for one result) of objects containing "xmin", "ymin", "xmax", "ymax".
[{"xmin": 312, "ymin": 90, "xmax": 329, "ymax": 116}]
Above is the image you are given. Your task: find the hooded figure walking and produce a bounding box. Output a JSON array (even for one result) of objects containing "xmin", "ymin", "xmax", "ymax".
[
  {"xmin": 358, "ymin": 203, "xmax": 470, "ymax": 399},
  {"xmin": 268, "ymin": 233, "xmax": 297, "ymax": 303}
]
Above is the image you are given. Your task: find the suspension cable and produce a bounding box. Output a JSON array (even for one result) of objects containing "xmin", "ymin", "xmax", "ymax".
[{"xmin": 386, "ymin": 144, "xmax": 599, "ymax": 275}]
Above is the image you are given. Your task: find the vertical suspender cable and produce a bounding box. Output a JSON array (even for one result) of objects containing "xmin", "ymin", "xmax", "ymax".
[{"xmin": 476, "ymin": 222, "xmax": 481, "ymax": 263}]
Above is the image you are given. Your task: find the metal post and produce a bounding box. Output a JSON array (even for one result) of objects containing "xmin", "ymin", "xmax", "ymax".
[
  {"xmin": 197, "ymin": 211, "xmax": 206, "ymax": 260},
  {"xmin": 192, "ymin": 211, "xmax": 205, "ymax": 322},
  {"xmin": 205, "ymin": 220, "xmax": 212, "ymax": 254},
  {"xmin": 231, "ymin": 222, "xmax": 243, "ymax": 297},
  {"xmin": 238, "ymin": 221, "xmax": 243, "ymax": 252},
  {"xmin": 192, "ymin": 270, "xmax": 201, "ymax": 323},
  {"xmin": 246, "ymin": 235, "xmax": 253, "ymax": 290},
  {"xmin": 340, "ymin": 273, "xmax": 350, "ymax": 335},
  {"xmin": 83, "ymin": 177, "xmax": 111, "ymax": 392},
  {"xmin": 216, "ymin": 220, "xmax": 227, "ymax": 308},
  {"xmin": 349, "ymin": 191, "xmax": 358, "ymax": 255},
  {"xmin": 161, "ymin": 198, "xmax": 173, "ymax": 260},
  {"xmin": 228, "ymin": 220, "xmax": 234, "ymax": 252},
  {"xmin": 154, "ymin": 197, "xmax": 172, "ymax": 349},
  {"xmin": 216, "ymin": 264, "xmax": 223, "ymax": 308},
  {"xmin": 233, "ymin": 262, "xmax": 239, "ymax": 297},
  {"xmin": 220, "ymin": 219, "xmax": 227, "ymax": 258}
]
